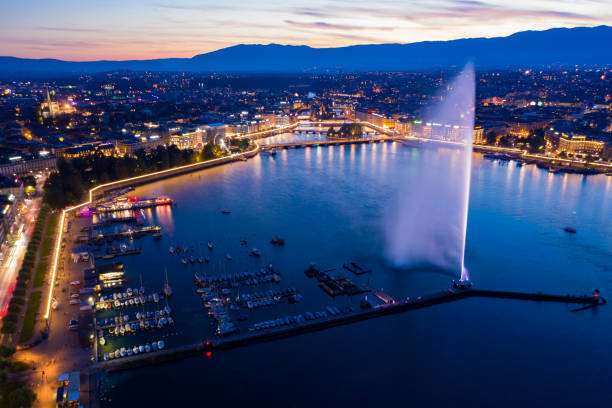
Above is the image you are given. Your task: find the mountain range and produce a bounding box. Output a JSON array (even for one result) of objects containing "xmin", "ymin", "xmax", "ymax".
[{"xmin": 1, "ymin": 25, "xmax": 610, "ymax": 76}]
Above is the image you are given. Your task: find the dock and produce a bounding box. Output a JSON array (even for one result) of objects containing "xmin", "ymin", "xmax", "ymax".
[
  {"xmin": 373, "ymin": 290, "xmax": 395, "ymax": 304},
  {"xmin": 95, "ymin": 287, "xmax": 605, "ymax": 372},
  {"xmin": 88, "ymin": 225, "xmax": 161, "ymax": 244},
  {"xmin": 96, "ymin": 197, "xmax": 173, "ymax": 213}
]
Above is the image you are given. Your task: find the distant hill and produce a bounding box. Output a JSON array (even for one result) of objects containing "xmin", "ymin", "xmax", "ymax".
[{"xmin": 1, "ymin": 25, "xmax": 610, "ymax": 76}]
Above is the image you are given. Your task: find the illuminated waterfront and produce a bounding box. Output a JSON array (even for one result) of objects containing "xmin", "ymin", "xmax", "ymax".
[{"xmin": 95, "ymin": 142, "xmax": 612, "ymax": 406}]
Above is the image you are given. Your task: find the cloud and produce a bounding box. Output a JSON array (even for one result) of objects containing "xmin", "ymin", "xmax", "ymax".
[
  {"xmin": 153, "ymin": 3, "xmax": 235, "ymax": 12},
  {"xmin": 36, "ymin": 26, "xmax": 105, "ymax": 33},
  {"xmin": 284, "ymin": 20, "xmax": 394, "ymax": 31}
]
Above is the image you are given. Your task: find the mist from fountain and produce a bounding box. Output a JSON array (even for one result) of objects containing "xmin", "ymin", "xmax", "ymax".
[{"xmin": 385, "ymin": 64, "xmax": 475, "ymax": 280}]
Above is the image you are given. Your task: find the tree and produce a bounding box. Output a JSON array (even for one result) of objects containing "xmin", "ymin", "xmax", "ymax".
[
  {"xmin": 7, "ymin": 386, "xmax": 36, "ymax": 408},
  {"xmin": 485, "ymin": 131, "xmax": 497, "ymax": 145},
  {"xmin": 527, "ymin": 128, "xmax": 546, "ymax": 153}
]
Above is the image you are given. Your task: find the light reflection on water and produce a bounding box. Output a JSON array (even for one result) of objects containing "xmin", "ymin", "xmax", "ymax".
[{"xmin": 101, "ymin": 143, "xmax": 612, "ymax": 407}]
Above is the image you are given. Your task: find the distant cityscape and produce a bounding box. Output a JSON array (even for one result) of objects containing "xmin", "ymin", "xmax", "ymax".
[{"xmin": 1, "ymin": 69, "xmax": 611, "ymax": 173}]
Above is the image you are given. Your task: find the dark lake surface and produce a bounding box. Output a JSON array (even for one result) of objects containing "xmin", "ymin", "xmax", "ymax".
[{"xmin": 99, "ymin": 141, "xmax": 612, "ymax": 407}]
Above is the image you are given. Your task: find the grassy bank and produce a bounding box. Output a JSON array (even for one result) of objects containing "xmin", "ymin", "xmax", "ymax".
[{"xmin": 18, "ymin": 291, "xmax": 41, "ymax": 344}]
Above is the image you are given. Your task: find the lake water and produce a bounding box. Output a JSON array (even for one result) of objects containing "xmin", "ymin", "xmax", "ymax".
[{"xmin": 99, "ymin": 140, "xmax": 612, "ymax": 407}]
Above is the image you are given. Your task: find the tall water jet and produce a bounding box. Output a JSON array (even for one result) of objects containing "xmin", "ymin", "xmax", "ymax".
[{"xmin": 385, "ymin": 64, "xmax": 475, "ymax": 281}]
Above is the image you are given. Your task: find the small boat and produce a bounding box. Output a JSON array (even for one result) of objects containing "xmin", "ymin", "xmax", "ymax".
[
  {"xmin": 169, "ymin": 246, "xmax": 175, "ymax": 254},
  {"xmin": 207, "ymin": 241, "xmax": 214, "ymax": 250},
  {"xmin": 564, "ymin": 227, "xmax": 577, "ymax": 234},
  {"xmin": 139, "ymin": 345, "xmax": 145, "ymax": 353},
  {"xmin": 133, "ymin": 346, "xmax": 139, "ymax": 355},
  {"xmin": 226, "ymin": 254, "xmax": 232, "ymax": 261},
  {"xmin": 190, "ymin": 246, "xmax": 195, "ymax": 253},
  {"xmin": 99, "ymin": 337, "xmax": 106, "ymax": 346},
  {"xmin": 181, "ymin": 258, "xmax": 188, "ymax": 265},
  {"xmin": 145, "ymin": 344, "xmax": 151, "ymax": 353},
  {"xmin": 204, "ymin": 256, "xmax": 211, "ymax": 263},
  {"xmin": 270, "ymin": 236, "xmax": 285, "ymax": 246},
  {"xmin": 249, "ymin": 248, "xmax": 261, "ymax": 257},
  {"xmin": 176, "ymin": 245, "xmax": 181, "ymax": 252},
  {"xmin": 103, "ymin": 353, "xmax": 109, "ymax": 361},
  {"xmin": 158, "ymin": 340, "xmax": 165, "ymax": 350},
  {"xmin": 152, "ymin": 232, "xmax": 162, "ymax": 240},
  {"xmin": 197, "ymin": 257, "xmax": 203, "ymax": 264},
  {"xmin": 221, "ymin": 209, "xmax": 231, "ymax": 214},
  {"xmin": 189, "ymin": 256, "xmax": 195, "ymax": 264},
  {"xmin": 240, "ymin": 238, "xmax": 248, "ymax": 245}
]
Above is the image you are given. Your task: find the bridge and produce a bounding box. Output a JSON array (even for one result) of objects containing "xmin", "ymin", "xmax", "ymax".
[
  {"xmin": 259, "ymin": 136, "xmax": 392, "ymax": 150},
  {"xmin": 232, "ymin": 120, "xmax": 396, "ymax": 140}
]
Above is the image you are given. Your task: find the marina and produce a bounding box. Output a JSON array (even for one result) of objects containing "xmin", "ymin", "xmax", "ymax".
[{"xmin": 94, "ymin": 287, "xmax": 605, "ymax": 371}]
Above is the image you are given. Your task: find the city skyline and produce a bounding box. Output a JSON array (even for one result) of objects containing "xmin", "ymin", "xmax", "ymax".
[{"xmin": 2, "ymin": 0, "xmax": 612, "ymax": 61}]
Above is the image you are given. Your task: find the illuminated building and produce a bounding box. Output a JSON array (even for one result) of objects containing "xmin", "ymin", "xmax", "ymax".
[
  {"xmin": 0, "ymin": 193, "xmax": 17, "ymax": 244},
  {"xmin": 56, "ymin": 142, "xmax": 114, "ymax": 159},
  {"xmin": 0, "ymin": 154, "xmax": 57, "ymax": 176},
  {"xmin": 116, "ymin": 134, "xmax": 167, "ymax": 156},
  {"xmin": 557, "ymin": 134, "xmax": 605, "ymax": 156},
  {"xmin": 473, "ymin": 126, "xmax": 484, "ymax": 144}
]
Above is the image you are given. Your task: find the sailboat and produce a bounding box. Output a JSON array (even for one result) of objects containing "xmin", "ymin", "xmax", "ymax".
[{"xmin": 163, "ymin": 268, "xmax": 172, "ymax": 297}]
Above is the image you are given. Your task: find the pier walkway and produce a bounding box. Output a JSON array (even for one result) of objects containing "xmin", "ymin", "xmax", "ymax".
[{"xmin": 95, "ymin": 287, "xmax": 605, "ymax": 372}]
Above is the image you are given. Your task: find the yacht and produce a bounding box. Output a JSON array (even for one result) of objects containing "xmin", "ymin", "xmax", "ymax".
[
  {"xmin": 207, "ymin": 241, "xmax": 214, "ymax": 250},
  {"xmin": 163, "ymin": 269, "xmax": 172, "ymax": 297},
  {"xmin": 181, "ymin": 258, "xmax": 187, "ymax": 265},
  {"xmin": 169, "ymin": 246, "xmax": 175, "ymax": 254}
]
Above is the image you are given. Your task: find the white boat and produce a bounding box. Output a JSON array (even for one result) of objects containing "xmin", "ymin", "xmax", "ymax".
[
  {"xmin": 133, "ymin": 346, "xmax": 139, "ymax": 354},
  {"xmin": 127, "ymin": 349, "xmax": 133, "ymax": 357},
  {"xmin": 99, "ymin": 337, "xmax": 106, "ymax": 346},
  {"xmin": 145, "ymin": 344, "xmax": 151, "ymax": 353},
  {"xmin": 162, "ymin": 317, "xmax": 168, "ymax": 325},
  {"xmin": 165, "ymin": 305, "xmax": 172, "ymax": 314},
  {"xmin": 114, "ymin": 350, "xmax": 120, "ymax": 358},
  {"xmin": 139, "ymin": 345, "xmax": 145, "ymax": 353},
  {"xmin": 120, "ymin": 347, "xmax": 126, "ymax": 357},
  {"xmin": 157, "ymin": 340, "xmax": 165, "ymax": 350},
  {"xmin": 153, "ymin": 293, "xmax": 159, "ymax": 303},
  {"xmin": 119, "ymin": 326, "xmax": 125, "ymax": 335}
]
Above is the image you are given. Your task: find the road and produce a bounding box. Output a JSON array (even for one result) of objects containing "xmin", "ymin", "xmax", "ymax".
[{"xmin": 0, "ymin": 176, "xmax": 46, "ymax": 320}]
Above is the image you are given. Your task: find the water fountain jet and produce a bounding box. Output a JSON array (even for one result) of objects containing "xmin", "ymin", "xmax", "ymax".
[{"xmin": 386, "ymin": 63, "xmax": 475, "ymax": 281}]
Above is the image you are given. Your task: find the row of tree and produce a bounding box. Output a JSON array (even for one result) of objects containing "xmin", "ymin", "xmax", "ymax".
[{"xmin": 44, "ymin": 143, "xmax": 231, "ymax": 209}]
